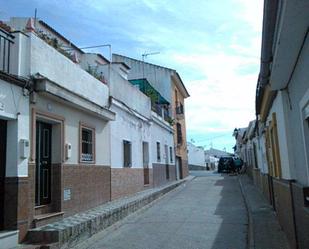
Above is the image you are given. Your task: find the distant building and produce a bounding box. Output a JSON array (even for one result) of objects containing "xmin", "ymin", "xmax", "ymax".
[
  {"xmin": 187, "ymin": 142, "xmax": 205, "ymax": 170},
  {"xmin": 204, "ymin": 148, "xmax": 233, "ymax": 158}
]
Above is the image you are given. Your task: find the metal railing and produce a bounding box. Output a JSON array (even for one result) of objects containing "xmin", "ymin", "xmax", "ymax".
[{"xmin": 0, "ymin": 28, "xmax": 14, "ymax": 74}]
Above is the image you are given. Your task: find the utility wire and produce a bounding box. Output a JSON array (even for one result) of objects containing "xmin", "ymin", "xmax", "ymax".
[{"xmin": 189, "ymin": 133, "xmax": 232, "ymax": 143}]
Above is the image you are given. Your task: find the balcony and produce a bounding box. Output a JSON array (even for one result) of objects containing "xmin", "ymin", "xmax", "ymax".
[
  {"xmin": 129, "ymin": 78, "xmax": 173, "ymax": 123},
  {"xmin": 0, "ymin": 28, "xmax": 14, "ymax": 74},
  {"xmin": 27, "ymin": 32, "xmax": 109, "ymax": 108}
]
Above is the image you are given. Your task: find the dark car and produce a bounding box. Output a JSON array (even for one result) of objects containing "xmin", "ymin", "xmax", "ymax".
[{"xmin": 218, "ymin": 156, "xmax": 234, "ymax": 173}]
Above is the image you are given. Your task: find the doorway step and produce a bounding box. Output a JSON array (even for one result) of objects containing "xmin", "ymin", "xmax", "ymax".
[{"xmin": 33, "ymin": 212, "xmax": 64, "ymax": 228}]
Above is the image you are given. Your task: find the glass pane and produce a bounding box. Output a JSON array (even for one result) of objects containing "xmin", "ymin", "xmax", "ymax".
[
  {"xmin": 43, "ymin": 129, "xmax": 49, "ymax": 158},
  {"xmin": 81, "ymin": 128, "xmax": 93, "ymax": 161}
]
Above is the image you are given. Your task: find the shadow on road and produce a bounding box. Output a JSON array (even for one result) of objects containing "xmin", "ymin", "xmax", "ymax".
[{"xmin": 209, "ymin": 174, "xmax": 247, "ymax": 249}]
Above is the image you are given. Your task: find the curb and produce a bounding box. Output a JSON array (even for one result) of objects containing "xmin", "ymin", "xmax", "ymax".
[
  {"xmin": 25, "ymin": 177, "xmax": 193, "ymax": 248},
  {"xmin": 238, "ymin": 175, "xmax": 255, "ymax": 249}
]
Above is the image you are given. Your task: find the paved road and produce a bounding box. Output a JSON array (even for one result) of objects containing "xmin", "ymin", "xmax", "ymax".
[{"xmin": 78, "ymin": 171, "xmax": 248, "ymax": 249}]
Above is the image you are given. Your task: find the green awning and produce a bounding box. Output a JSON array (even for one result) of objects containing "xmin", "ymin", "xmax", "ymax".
[{"xmin": 129, "ymin": 78, "xmax": 169, "ymax": 105}]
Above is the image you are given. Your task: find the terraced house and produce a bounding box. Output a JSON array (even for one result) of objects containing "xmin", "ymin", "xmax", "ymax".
[
  {"xmin": 0, "ymin": 17, "xmax": 189, "ymax": 246},
  {"xmin": 0, "ymin": 17, "xmax": 115, "ymax": 245},
  {"xmin": 113, "ymin": 54, "xmax": 190, "ymax": 180},
  {"xmin": 243, "ymin": 1, "xmax": 309, "ymax": 248}
]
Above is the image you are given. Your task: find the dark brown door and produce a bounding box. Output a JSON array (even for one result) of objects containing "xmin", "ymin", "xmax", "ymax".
[
  {"xmin": 36, "ymin": 122, "xmax": 52, "ymax": 206},
  {"xmin": 142, "ymin": 142, "xmax": 150, "ymax": 185},
  {"xmin": 165, "ymin": 145, "xmax": 169, "ymax": 180},
  {"xmin": 0, "ymin": 120, "xmax": 7, "ymax": 230},
  {"xmin": 179, "ymin": 157, "xmax": 183, "ymax": 179}
]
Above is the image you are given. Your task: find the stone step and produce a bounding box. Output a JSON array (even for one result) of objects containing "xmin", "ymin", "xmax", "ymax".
[
  {"xmin": 0, "ymin": 230, "xmax": 19, "ymax": 249},
  {"xmin": 26, "ymin": 177, "xmax": 191, "ymax": 248},
  {"xmin": 34, "ymin": 212, "xmax": 64, "ymax": 228}
]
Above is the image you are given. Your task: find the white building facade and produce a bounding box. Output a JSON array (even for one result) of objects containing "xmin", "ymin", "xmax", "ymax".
[{"xmin": 187, "ymin": 142, "xmax": 206, "ymax": 170}]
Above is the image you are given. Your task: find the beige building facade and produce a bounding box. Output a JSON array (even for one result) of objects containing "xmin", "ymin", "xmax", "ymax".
[{"xmin": 171, "ymin": 74, "xmax": 190, "ymax": 179}]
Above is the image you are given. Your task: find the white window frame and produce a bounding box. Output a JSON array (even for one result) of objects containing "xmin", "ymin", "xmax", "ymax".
[{"xmin": 80, "ymin": 123, "xmax": 95, "ymax": 163}]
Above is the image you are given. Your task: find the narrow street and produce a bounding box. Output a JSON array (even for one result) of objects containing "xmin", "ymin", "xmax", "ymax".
[{"xmin": 77, "ymin": 172, "xmax": 247, "ymax": 249}]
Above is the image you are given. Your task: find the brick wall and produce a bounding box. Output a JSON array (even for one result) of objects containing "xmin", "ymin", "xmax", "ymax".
[
  {"xmin": 3, "ymin": 177, "xmax": 30, "ymax": 242},
  {"xmin": 182, "ymin": 159, "xmax": 189, "ymax": 178},
  {"xmin": 273, "ymin": 178, "xmax": 296, "ymax": 249},
  {"xmin": 153, "ymin": 163, "xmax": 176, "ymax": 187},
  {"xmin": 111, "ymin": 168, "xmax": 153, "ymax": 200},
  {"xmin": 62, "ymin": 165, "xmax": 111, "ymax": 217},
  {"xmin": 254, "ymin": 172, "xmax": 309, "ymax": 249},
  {"xmin": 292, "ymin": 182, "xmax": 309, "ymax": 249}
]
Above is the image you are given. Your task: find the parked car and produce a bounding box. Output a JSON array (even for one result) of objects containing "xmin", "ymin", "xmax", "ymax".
[{"xmin": 218, "ymin": 156, "xmax": 234, "ymax": 173}]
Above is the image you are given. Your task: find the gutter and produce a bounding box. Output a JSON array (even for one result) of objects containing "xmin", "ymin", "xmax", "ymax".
[{"xmin": 256, "ymin": 0, "xmax": 280, "ymax": 114}]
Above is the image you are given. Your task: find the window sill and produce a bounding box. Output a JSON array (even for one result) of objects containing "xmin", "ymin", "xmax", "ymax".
[{"xmin": 79, "ymin": 161, "xmax": 95, "ymax": 164}]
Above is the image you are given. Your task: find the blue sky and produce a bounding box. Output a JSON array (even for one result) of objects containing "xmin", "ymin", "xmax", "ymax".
[{"xmin": 1, "ymin": 0, "xmax": 263, "ymax": 152}]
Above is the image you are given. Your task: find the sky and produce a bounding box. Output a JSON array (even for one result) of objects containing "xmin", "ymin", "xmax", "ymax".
[{"xmin": 1, "ymin": 0, "xmax": 263, "ymax": 152}]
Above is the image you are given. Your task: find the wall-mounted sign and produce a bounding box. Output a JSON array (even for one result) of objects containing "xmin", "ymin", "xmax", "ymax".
[
  {"xmin": 64, "ymin": 188, "xmax": 71, "ymax": 201},
  {"xmin": 0, "ymin": 102, "xmax": 4, "ymax": 111}
]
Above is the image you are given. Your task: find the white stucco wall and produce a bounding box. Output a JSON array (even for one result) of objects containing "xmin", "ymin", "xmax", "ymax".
[
  {"xmin": 266, "ymin": 91, "xmax": 293, "ymax": 179},
  {"xmin": 256, "ymin": 134, "xmax": 268, "ymax": 174},
  {"xmin": 10, "ymin": 32, "xmax": 30, "ymax": 77},
  {"xmin": 110, "ymin": 102, "xmax": 151, "ymax": 168},
  {"xmin": 15, "ymin": 32, "xmax": 109, "ymax": 108},
  {"xmin": 112, "ymin": 54, "xmax": 173, "ymax": 103},
  {"xmin": 0, "ymin": 80, "xmax": 30, "ymax": 177},
  {"xmin": 34, "ymin": 95, "xmax": 111, "ymax": 165},
  {"xmin": 150, "ymin": 113, "xmax": 174, "ymax": 165},
  {"xmin": 103, "ymin": 65, "xmax": 151, "ymax": 119},
  {"xmin": 284, "ymin": 36, "xmax": 309, "ymax": 185},
  {"xmin": 187, "ymin": 142, "xmax": 205, "ymax": 167}
]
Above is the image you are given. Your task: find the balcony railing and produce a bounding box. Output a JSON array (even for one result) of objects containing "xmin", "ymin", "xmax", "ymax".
[{"xmin": 0, "ymin": 28, "xmax": 14, "ymax": 74}]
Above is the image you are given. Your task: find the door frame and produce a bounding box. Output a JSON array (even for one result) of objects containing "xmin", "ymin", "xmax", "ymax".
[
  {"xmin": 31, "ymin": 108, "xmax": 65, "ymax": 211},
  {"xmin": 35, "ymin": 121, "xmax": 52, "ymax": 206}
]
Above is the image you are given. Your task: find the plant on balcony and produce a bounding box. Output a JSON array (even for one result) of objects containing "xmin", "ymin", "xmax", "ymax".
[
  {"xmin": 86, "ymin": 64, "xmax": 107, "ymax": 84},
  {"xmin": 0, "ymin": 21, "xmax": 12, "ymax": 32},
  {"xmin": 145, "ymin": 88, "xmax": 159, "ymax": 104},
  {"xmin": 166, "ymin": 116, "xmax": 175, "ymax": 126},
  {"xmin": 35, "ymin": 30, "xmax": 73, "ymax": 61}
]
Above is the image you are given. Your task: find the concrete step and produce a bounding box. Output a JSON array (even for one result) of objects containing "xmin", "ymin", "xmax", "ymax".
[
  {"xmin": 13, "ymin": 242, "xmax": 59, "ymax": 249},
  {"xmin": 0, "ymin": 230, "xmax": 19, "ymax": 249},
  {"xmin": 34, "ymin": 212, "xmax": 64, "ymax": 228},
  {"xmin": 26, "ymin": 177, "xmax": 192, "ymax": 248}
]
